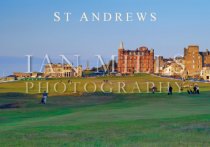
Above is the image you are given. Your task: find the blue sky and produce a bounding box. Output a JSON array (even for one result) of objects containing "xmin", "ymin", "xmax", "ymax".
[{"xmin": 0, "ymin": 0, "xmax": 210, "ymax": 75}]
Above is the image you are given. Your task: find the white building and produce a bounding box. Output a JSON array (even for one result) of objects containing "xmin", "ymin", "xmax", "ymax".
[{"xmin": 200, "ymin": 67, "xmax": 210, "ymax": 81}]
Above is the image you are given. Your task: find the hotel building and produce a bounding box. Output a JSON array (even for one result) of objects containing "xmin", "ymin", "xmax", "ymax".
[{"xmin": 118, "ymin": 42, "xmax": 154, "ymax": 74}]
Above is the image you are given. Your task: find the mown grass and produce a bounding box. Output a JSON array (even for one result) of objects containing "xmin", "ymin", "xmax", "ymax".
[
  {"xmin": 1, "ymin": 92, "xmax": 210, "ymax": 146},
  {"xmin": 0, "ymin": 73, "xmax": 209, "ymax": 96},
  {"xmin": 0, "ymin": 74, "xmax": 210, "ymax": 146}
]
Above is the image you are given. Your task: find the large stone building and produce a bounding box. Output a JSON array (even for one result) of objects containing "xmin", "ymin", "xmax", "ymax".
[
  {"xmin": 199, "ymin": 49, "xmax": 210, "ymax": 67},
  {"xmin": 44, "ymin": 64, "xmax": 82, "ymax": 78},
  {"xmin": 118, "ymin": 42, "xmax": 154, "ymax": 74},
  {"xmin": 184, "ymin": 45, "xmax": 210, "ymax": 77},
  {"xmin": 184, "ymin": 45, "xmax": 202, "ymax": 77}
]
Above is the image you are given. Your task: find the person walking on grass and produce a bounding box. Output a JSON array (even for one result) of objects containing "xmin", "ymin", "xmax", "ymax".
[
  {"xmin": 41, "ymin": 91, "xmax": 48, "ymax": 104},
  {"xmin": 196, "ymin": 86, "xmax": 200, "ymax": 94},
  {"xmin": 152, "ymin": 85, "xmax": 156, "ymax": 94},
  {"xmin": 168, "ymin": 85, "xmax": 173, "ymax": 95},
  {"xmin": 193, "ymin": 85, "xmax": 197, "ymax": 94}
]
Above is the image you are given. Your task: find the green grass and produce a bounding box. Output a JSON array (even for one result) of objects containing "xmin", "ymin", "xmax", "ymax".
[
  {"xmin": 1, "ymin": 74, "xmax": 210, "ymax": 146},
  {"xmin": 0, "ymin": 73, "xmax": 209, "ymax": 95},
  {"xmin": 1, "ymin": 92, "xmax": 210, "ymax": 146}
]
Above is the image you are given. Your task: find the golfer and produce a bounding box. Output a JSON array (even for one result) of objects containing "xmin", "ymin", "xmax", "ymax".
[{"xmin": 41, "ymin": 91, "xmax": 48, "ymax": 104}]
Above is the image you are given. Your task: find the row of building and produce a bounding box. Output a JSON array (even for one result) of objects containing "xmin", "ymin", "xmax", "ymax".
[
  {"xmin": 154, "ymin": 45, "xmax": 210, "ymax": 80},
  {"xmin": 118, "ymin": 42, "xmax": 210, "ymax": 81},
  {"xmin": 3, "ymin": 42, "xmax": 210, "ymax": 81},
  {"xmin": 8, "ymin": 64, "xmax": 83, "ymax": 81}
]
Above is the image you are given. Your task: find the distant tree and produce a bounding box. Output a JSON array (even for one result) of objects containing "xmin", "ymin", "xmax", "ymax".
[
  {"xmin": 91, "ymin": 60, "xmax": 117, "ymax": 73},
  {"xmin": 91, "ymin": 67, "xmax": 97, "ymax": 71},
  {"xmin": 92, "ymin": 65, "xmax": 107, "ymax": 72},
  {"xmin": 107, "ymin": 60, "xmax": 118, "ymax": 73}
]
